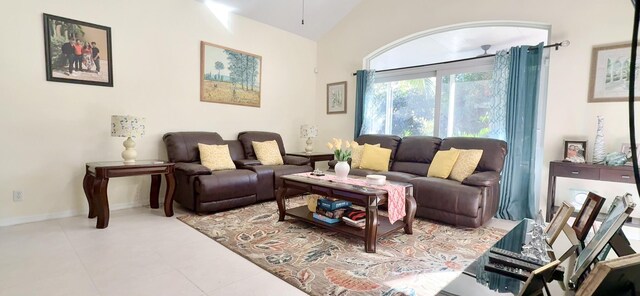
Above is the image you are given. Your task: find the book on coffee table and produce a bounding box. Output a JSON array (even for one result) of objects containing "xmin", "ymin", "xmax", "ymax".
[{"xmin": 312, "ymin": 213, "xmax": 341, "ymax": 224}]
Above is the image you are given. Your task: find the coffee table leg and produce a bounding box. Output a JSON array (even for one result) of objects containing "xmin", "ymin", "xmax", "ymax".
[
  {"xmin": 276, "ymin": 187, "xmax": 288, "ymax": 221},
  {"xmin": 404, "ymin": 194, "xmax": 417, "ymax": 234},
  {"xmin": 365, "ymin": 195, "xmax": 378, "ymax": 253},
  {"xmin": 93, "ymin": 177, "xmax": 110, "ymax": 229},
  {"xmin": 164, "ymin": 172, "xmax": 175, "ymax": 217},
  {"xmin": 82, "ymin": 172, "xmax": 96, "ymax": 218}
]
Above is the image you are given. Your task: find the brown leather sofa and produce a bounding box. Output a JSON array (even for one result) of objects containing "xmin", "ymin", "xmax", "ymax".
[
  {"xmin": 329, "ymin": 134, "xmax": 507, "ymax": 228},
  {"xmin": 163, "ymin": 131, "xmax": 312, "ymax": 213}
]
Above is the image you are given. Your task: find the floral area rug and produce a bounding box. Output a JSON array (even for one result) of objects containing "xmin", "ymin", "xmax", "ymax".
[{"xmin": 178, "ymin": 196, "xmax": 506, "ymax": 296}]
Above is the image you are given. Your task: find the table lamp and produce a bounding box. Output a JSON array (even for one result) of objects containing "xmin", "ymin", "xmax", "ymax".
[
  {"xmin": 300, "ymin": 125, "xmax": 318, "ymax": 154},
  {"xmin": 111, "ymin": 115, "xmax": 146, "ymax": 163}
]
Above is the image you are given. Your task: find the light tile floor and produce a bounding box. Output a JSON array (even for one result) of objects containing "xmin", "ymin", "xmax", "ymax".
[{"xmin": 1, "ymin": 206, "xmax": 637, "ymax": 296}]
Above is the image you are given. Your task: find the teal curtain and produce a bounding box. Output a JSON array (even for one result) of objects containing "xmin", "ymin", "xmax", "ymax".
[
  {"xmin": 498, "ymin": 43, "xmax": 544, "ymax": 220},
  {"xmin": 354, "ymin": 70, "xmax": 375, "ymax": 138}
]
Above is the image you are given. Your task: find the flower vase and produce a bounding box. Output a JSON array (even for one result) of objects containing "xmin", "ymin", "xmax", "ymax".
[
  {"xmin": 335, "ymin": 161, "xmax": 350, "ymax": 179},
  {"xmin": 592, "ymin": 116, "xmax": 606, "ymax": 164}
]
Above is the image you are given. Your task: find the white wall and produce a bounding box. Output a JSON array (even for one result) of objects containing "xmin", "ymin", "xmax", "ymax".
[
  {"xmin": 0, "ymin": 0, "xmax": 317, "ymax": 225},
  {"xmin": 315, "ymin": 0, "xmax": 639, "ymax": 216}
]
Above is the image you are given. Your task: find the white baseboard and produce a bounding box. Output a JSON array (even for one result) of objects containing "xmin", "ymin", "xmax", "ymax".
[{"xmin": 0, "ymin": 200, "xmax": 158, "ymax": 227}]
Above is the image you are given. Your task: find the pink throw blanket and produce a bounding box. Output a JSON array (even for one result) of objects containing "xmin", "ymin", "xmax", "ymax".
[{"xmin": 294, "ymin": 173, "xmax": 406, "ymax": 224}]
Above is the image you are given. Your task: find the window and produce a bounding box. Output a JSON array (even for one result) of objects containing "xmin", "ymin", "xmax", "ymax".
[{"xmin": 366, "ymin": 60, "xmax": 495, "ymax": 138}]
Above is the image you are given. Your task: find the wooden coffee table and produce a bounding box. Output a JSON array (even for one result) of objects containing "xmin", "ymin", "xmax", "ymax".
[{"xmin": 276, "ymin": 173, "xmax": 416, "ymax": 253}]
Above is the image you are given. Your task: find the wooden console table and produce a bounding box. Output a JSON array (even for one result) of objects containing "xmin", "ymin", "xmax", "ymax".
[
  {"xmin": 546, "ymin": 160, "xmax": 635, "ymax": 222},
  {"xmin": 82, "ymin": 160, "xmax": 175, "ymax": 229}
]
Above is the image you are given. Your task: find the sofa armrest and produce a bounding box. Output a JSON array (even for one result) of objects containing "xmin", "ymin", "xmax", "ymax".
[
  {"xmin": 234, "ymin": 159, "xmax": 262, "ymax": 167},
  {"xmin": 462, "ymin": 171, "xmax": 500, "ymax": 187},
  {"xmin": 283, "ymin": 155, "xmax": 310, "ymax": 166},
  {"xmin": 175, "ymin": 162, "xmax": 211, "ymax": 176}
]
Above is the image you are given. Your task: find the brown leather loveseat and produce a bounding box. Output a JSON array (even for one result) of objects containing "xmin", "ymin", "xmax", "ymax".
[
  {"xmin": 163, "ymin": 131, "xmax": 312, "ymax": 213},
  {"xmin": 329, "ymin": 134, "xmax": 507, "ymax": 228}
]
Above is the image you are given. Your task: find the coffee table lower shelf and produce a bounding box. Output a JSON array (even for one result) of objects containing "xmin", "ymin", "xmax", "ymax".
[{"xmin": 284, "ymin": 205, "xmax": 405, "ymax": 239}]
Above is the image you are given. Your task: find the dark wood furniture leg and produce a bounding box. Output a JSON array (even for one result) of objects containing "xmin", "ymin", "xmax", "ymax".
[
  {"xmin": 365, "ymin": 195, "xmax": 379, "ymax": 253},
  {"xmin": 404, "ymin": 194, "xmax": 417, "ymax": 234},
  {"xmin": 150, "ymin": 174, "xmax": 161, "ymax": 209},
  {"xmin": 546, "ymin": 174, "xmax": 556, "ymax": 222},
  {"xmin": 276, "ymin": 187, "xmax": 288, "ymax": 221},
  {"xmin": 164, "ymin": 173, "xmax": 175, "ymax": 217},
  {"xmin": 82, "ymin": 172, "xmax": 96, "ymax": 218},
  {"xmin": 93, "ymin": 177, "xmax": 110, "ymax": 229}
]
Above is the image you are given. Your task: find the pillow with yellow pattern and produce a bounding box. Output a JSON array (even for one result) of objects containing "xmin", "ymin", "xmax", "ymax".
[
  {"xmin": 448, "ymin": 148, "xmax": 483, "ymax": 182},
  {"xmin": 427, "ymin": 149, "xmax": 461, "ymax": 179},
  {"xmin": 198, "ymin": 143, "xmax": 236, "ymax": 171},
  {"xmin": 252, "ymin": 140, "xmax": 284, "ymax": 165}
]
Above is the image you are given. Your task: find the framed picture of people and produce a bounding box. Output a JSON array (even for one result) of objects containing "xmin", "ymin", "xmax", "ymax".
[
  {"xmin": 563, "ymin": 140, "xmax": 587, "ymax": 163},
  {"xmin": 43, "ymin": 13, "xmax": 113, "ymax": 87}
]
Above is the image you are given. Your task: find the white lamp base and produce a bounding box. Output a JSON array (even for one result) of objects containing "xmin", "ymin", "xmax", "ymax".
[
  {"xmin": 122, "ymin": 137, "xmax": 137, "ymax": 163},
  {"xmin": 305, "ymin": 138, "xmax": 313, "ymax": 154}
]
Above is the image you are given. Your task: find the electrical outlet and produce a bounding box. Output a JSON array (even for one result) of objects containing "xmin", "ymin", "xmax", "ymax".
[{"xmin": 12, "ymin": 190, "xmax": 23, "ymax": 202}]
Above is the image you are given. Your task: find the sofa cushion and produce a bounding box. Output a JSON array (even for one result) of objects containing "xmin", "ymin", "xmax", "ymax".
[
  {"xmin": 195, "ymin": 169, "xmax": 257, "ymax": 202},
  {"xmin": 355, "ymin": 134, "xmax": 401, "ymax": 161},
  {"xmin": 359, "ymin": 144, "xmax": 392, "ymax": 171},
  {"xmin": 351, "ymin": 143, "xmax": 379, "ymax": 168},
  {"xmin": 198, "ymin": 143, "xmax": 236, "ymax": 171},
  {"xmin": 427, "ymin": 150, "xmax": 460, "ymax": 178},
  {"xmin": 163, "ymin": 132, "xmax": 224, "ymax": 163},
  {"xmin": 440, "ymin": 137, "xmax": 507, "ymax": 173},
  {"xmin": 394, "ymin": 136, "xmax": 442, "ymax": 163},
  {"xmin": 267, "ymin": 165, "xmax": 313, "ymax": 187},
  {"xmin": 238, "ymin": 131, "xmax": 286, "ymax": 158},
  {"xmin": 252, "ymin": 140, "xmax": 284, "ymax": 165},
  {"xmin": 410, "ymin": 177, "xmax": 482, "ymax": 218},
  {"xmin": 377, "ymin": 171, "xmax": 419, "ymax": 183},
  {"xmin": 449, "ymin": 148, "xmax": 483, "ymax": 182}
]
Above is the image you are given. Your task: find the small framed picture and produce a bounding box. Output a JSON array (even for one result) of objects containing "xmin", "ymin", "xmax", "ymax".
[
  {"xmin": 563, "ymin": 140, "xmax": 587, "ymax": 162},
  {"xmin": 545, "ymin": 202, "xmax": 575, "ymax": 245},
  {"xmin": 43, "ymin": 13, "xmax": 113, "ymax": 87},
  {"xmin": 327, "ymin": 81, "xmax": 347, "ymax": 114}
]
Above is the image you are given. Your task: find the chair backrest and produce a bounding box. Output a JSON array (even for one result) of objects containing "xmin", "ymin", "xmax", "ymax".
[
  {"xmin": 163, "ymin": 132, "xmax": 247, "ymax": 163},
  {"xmin": 237, "ymin": 131, "xmax": 286, "ymax": 159},
  {"xmin": 440, "ymin": 137, "xmax": 508, "ymax": 173},
  {"xmin": 391, "ymin": 136, "xmax": 441, "ymax": 175}
]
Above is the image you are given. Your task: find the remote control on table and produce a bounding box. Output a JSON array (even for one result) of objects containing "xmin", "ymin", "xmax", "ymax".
[
  {"xmin": 484, "ymin": 263, "xmax": 530, "ymax": 281},
  {"xmin": 488, "ymin": 253, "xmax": 541, "ymax": 271},
  {"xmin": 490, "ymin": 247, "xmax": 546, "ymax": 266}
]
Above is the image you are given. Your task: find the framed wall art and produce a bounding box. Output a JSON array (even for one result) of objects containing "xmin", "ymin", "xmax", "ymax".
[
  {"xmin": 43, "ymin": 13, "xmax": 113, "ymax": 87},
  {"xmin": 200, "ymin": 41, "xmax": 261, "ymax": 107},
  {"xmin": 327, "ymin": 81, "xmax": 347, "ymax": 114},
  {"xmin": 588, "ymin": 42, "xmax": 640, "ymax": 102}
]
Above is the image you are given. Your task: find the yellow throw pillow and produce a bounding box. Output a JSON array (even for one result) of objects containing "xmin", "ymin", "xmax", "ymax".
[
  {"xmin": 449, "ymin": 148, "xmax": 484, "ymax": 182},
  {"xmin": 252, "ymin": 140, "xmax": 284, "ymax": 165},
  {"xmin": 359, "ymin": 144, "xmax": 392, "ymax": 172},
  {"xmin": 427, "ymin": 150, "xmax": 461, "ymax": 179},
  {"xmin": 351, "ymin": 143, "xmax": 380, "ymax": 168},
  {"xmin": 198, "ymin": 143, "xmax": 236, "ymax": 171}
]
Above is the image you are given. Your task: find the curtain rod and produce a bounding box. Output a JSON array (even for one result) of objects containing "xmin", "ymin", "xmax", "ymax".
[{"xmin": 351, "ymin": 40, "xmax": 570, "ymax": 76}]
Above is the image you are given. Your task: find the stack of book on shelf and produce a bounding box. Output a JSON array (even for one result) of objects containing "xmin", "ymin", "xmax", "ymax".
[
  {"xmin": 342, "ymin": 209, "xmax": 366, "ymax": 229},
  {"xmin": 312, "ymin": 198, "xmax": 352, "ymax": 224}
]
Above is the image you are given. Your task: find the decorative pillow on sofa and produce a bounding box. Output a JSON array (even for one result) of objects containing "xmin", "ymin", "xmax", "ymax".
[
  {"xmin": 351, "ymin": 143, "xmax": 380, "ymax": 168},
  {"xmin": 252, "ymin": 140, "xmax": 284, "ymax": 165},
  {"xmin": 449, "ymin": 148, "xmax": 484, "ymax": 182},
  {"xmin": 198, "ymin": 143, "xmax": 236, "ymax": 171},
  {"xmin": 427, "ymin": 149, "xmax": 461, "ymax": 179},
  {"xmin": 359, "ymin": 144, "xmax": 392, "ymax": 172}
]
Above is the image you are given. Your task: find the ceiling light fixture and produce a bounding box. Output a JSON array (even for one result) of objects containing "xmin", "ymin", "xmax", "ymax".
[{"xmin": 477, "ymin": 44, "xmax": 492, "ymax": 56}]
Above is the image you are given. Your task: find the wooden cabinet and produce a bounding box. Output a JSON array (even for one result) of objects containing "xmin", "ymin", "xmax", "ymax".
[{"xmin": 546, "ymin": 161, "xmax": 635, "ymax": 221}]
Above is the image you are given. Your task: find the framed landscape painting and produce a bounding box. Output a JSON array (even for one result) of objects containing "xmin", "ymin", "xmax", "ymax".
[
  {"xmin": 43, "ymin": 13, "xmax": 113, "ymax": 87},
  {"xmin": 588, "ymin": 42, "xmax": 640, "ymax": 102},
  {"xmin": 327, "ymin": 81, "xmax": 347, "ymax": 114},
  {"xmin": 200, "ymin": 41, "xmax": 261, "ymax": 107}
]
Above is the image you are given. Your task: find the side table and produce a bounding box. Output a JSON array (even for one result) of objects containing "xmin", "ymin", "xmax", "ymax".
[
  {"xmin": 287, "ymin": 152, "xmax": 334, "ymax": 170},
  {"xmin": 82, "ymin": 160, "xmax": 175, "ymax": 229}
]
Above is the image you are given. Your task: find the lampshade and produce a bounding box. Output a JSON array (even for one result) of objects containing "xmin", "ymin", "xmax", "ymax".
[
  {"xmin": 300, "ymin": 125, "xmax": 318, "ymax": 138},
  {"xmin": 111, "ymin": 115, "xmax": 146, "ymax": 138}
]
